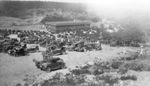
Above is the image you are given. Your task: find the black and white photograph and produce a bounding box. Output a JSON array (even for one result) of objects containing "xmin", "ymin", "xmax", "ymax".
[{"xmin": 0, "ymin": 0, "xmax": 150, "ymax": 86}]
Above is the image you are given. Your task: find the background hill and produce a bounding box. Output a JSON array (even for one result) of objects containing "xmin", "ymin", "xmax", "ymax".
[{"xmin": 0, "ymin": 1, "xmax": 86, "ymax": 19}]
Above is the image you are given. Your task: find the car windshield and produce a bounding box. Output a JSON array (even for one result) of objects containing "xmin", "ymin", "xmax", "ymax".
[{"xmin": 50, "ymin": 58, "xmax": 60, "ymax": 63}]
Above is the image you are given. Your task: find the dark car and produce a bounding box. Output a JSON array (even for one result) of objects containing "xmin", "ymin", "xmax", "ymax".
[{"xmin": 33, "ymin": 58, "xmax": 66, "ymax": 72}]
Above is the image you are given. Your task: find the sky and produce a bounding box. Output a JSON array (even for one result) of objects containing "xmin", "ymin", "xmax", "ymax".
[{"xmin": 84, "ymin": 0, "xmax": 150, "ymax": 18}]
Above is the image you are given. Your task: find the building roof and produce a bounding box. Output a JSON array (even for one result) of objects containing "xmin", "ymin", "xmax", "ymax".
[{"xmin": 45, "ymin": 21, "xmax": 91, "ymax": 27}]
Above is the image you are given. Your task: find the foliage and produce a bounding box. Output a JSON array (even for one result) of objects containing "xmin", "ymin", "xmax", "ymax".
[
  {"xmin": 120, "ymin": 75, "xmax": 137, "ymax": 81},
  {"xmin": 39, "ymin": 73, "xmax": 86, "ymax": 86},
  {"xmin": 33, "ymin": 52, "xmax": 150, "ymax": 86},
  {"xmin": 110, "ymin": 59, "xmax": 124, "ymax": 69},
  {"xmin": 16, "ymin": 83, "xmax": 22, "ymax": 86},
  {"xmin": 41, "ymin": 12, "xmax": 72, "ymax": 23},
  {"xmin": 121, "ymin": 60, "xmax": 150, "ymax": 72},
  {"xmin": 0, "ymin": 1, "xmax": 85, "ymax": 18},
  {"xmin": 70, "ymin": 65, "xmax": 91, "ymax": 75},
  {"xmin": 95, "ymin": 74, "xmax": 119, "ymax": 85},
  {"xmin": 24, "ymin": 83, "xmax": 29, "ymax": 86},
  {"xmin": 100, "ymin": 20, "xmax": 145, "ymax": 46}
]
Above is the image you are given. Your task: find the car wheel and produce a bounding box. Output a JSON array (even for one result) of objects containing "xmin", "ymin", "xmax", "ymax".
[
  {"xmin": 63, "ymin": 65, "xmax": 67, "ymax": 69},
  {"xmin": 47, "ymin": 67, "xmax": 52, "ymax": 72},
  {"xmin": 61, "ymin": 65, "xmax": 67, "ymax": 69}
]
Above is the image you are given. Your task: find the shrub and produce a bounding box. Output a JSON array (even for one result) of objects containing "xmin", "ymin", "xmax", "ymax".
[
  {"xmin": 93, "ymin": 69, "xmax": 104, "ymax": 75},
  {"xmin": 39, "ymin": 73, "xmax": 86, "ymax": 86},
  {"xmin": 118, "ymin": 65, "xmax": 129, "ymax": 74},
  {"xmin": 125, "ymin": 52, "xmax": 139, "ymax": 60},
  {"xmin": 110, "ymin": 60, "xmax": 123, "ymax": 69},
  {"xmin": 16, "ymin": 83, "xmax": 22, "ymax": 86},
  {"xmin": 120, "ymin": 75, "xmax": 137, "ymax": 81},
  {"xmin": 32, "ymin": 83, "xmax": 39, "ymax": 86},
  {"xmin": 51, "ymin": 72, "xmax": 63, "ymax": 81},
  {"xmin": 86, "ymin": 82, "xmax": 104, "ymax": 86},
  {"xmin": 24, "ymin": 83, "xmax": 29, "ymax": 86},
  {"xmin": 100, "ymin": 20, "xmax": 145, "ymax": 47},
  {"xmin": 95, "ymin": 74, "xmax": 119, "ymax": 85},
  {"xmin": 65, "ymin": 74, "xmax": 77, "ymax": 85},
  {"xmin": 70, "ymin": 65, "xmax": 91, "ymax": 75},
  {"xmin": 123, "ymin": 61, "xmax": 144, "ymax": 71}
]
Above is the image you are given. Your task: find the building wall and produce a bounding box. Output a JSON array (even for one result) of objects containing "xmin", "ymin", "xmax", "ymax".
[
  {"xmin": 46, "ymin": 24, "xmax": 90, "ymax": 33},
  {"xmin": 46, "ymin": 25, "xmax": 56, "ymax": 32},
  {"xmin": 57, "ymin": 25, "xmax": 90, "ymax": 31}
]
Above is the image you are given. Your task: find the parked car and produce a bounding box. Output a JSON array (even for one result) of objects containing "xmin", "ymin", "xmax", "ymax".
[{"xmin": 33, "ymin": 57, "xmax": 66, "ymax": 72}]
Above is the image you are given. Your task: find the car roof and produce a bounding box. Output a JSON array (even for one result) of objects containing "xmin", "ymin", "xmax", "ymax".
[{"xmin": 50, "ymin": 57, "xmax": 61, "ymax": 61}]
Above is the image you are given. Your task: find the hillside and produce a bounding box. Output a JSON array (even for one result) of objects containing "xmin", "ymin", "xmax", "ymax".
[
  {"xmin": 0, "ymin": 1, "xmax": 86, "ymax": 19},
  {"xmin": 0, "ymin": 16, "xmax": 44, "ymax": 26}
]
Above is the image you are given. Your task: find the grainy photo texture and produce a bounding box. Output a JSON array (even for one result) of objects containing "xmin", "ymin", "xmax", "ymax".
[{"xmin": 0, "ymin": 0, "xmax": 150, "ymax": 86}]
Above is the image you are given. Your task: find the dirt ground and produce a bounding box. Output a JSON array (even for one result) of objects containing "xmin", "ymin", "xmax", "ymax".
[{"xmin": 0, "ymin": 44, "xmax": 140, "ymax": 86}]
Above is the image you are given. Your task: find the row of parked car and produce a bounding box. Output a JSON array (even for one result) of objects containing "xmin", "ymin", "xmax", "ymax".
[{"xmin": 0, "ymin": 28, "xmax": 103, "ymax": 72}]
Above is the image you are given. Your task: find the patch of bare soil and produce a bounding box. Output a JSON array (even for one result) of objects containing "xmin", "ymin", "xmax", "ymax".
[
  {"xmin": 0, "ymin": 52, "xmax": 45, "ymax": 86},
  {"xmin": 0, "ymin": 44, "xmax": 139, "ymax": 86}
]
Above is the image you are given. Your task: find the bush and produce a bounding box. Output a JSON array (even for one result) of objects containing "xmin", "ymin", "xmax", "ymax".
[
  {"xmin": 16, "ymin": 83, "xmax": 21, "ymax": 86},
  {"xmin": 110, "ymin": 60, "xmax": 124, "ymax": 69},
  {"xmin": 123, "ymin": 61, "xmax": 145, "ymax": 71},
  {"xmin": 71, "ymin": 65, "xmax": 92, "ymax": 75},
  {"xmin": 120, "ymin": 75, "xmax": 137, "ymax": 81},
  {"xmin": 119, "ymin": 59, "xmax": 150, "ymax": 72},
  {"xmin": 38, "ymin": 73, "xmax": 86, "ymax": 86},
  {"xmin": 95, "ymin": 74, "xmax": 119, "ymax": 85},
  {"xmin": 93, "ymin": 62, "xmax": 112, "ymax": 75},
  {"xmin": 24, "ymin": 83, "xmax": 29, "ymax": 86},
  {"xmin": 41, "ymin": 13, "xmax": 71, "ymax": 23},
  {"xmin": 100, "ymin": 21, "xmax": 145, "ymax": 46},
  {"xmin": 86, "ymin": 82, "xmax": 104, "ymax": 86}
]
